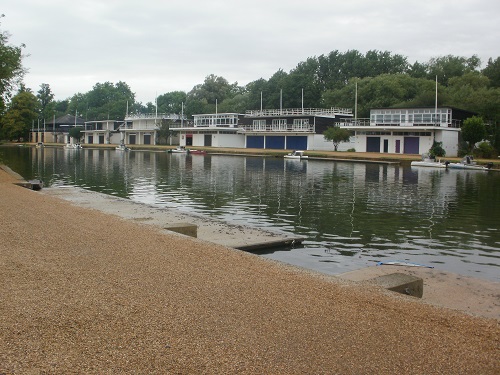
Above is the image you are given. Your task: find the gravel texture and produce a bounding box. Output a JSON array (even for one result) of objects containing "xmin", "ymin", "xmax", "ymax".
[{"xmin": 1, "ymin": 167, "xmax": 499, "ymax": 374}]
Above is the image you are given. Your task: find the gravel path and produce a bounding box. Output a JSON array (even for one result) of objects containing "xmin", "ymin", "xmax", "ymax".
[{"xmin": 1, "ymin": 167, "xmax": 499, "ymax": 374}]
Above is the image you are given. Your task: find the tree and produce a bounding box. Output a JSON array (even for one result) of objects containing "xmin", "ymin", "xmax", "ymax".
[
  {"xmin": 0, "ymin": 90, "xmax": 39, "ymax": 141},
  {"xmin": 218, "ymin": 93, "xmax": 249, "ymax": 114},
  {"xmin": 81, "ymin": 81, "xmax": 135, "ymax": 120},
  {"xmin": 323, "ymin": 126, "xmax": 351, "ymax": 151},
  {"xmin": 461, "ymin": 116, "xmax": 486, "ymax": 153},
  {"xmin": 0, "ymin": 15, "xmax": 27, "ymax": 114},
  {"xmin": 69, "ymin": 127, "xmax": 82, "ymax": 143},
  {"xmin": 156, "ymin": 91, "xmax": 187, "ymax": 114},
  {"xmin": 156, "ymin": 119, "xmax": 174, "ymax": 145},
  {"xmin": 186, "ymin": 74, "xmax": 241, "ymax": 116},
  {"xmin": 482, "ymin": 57, "xmax": 500, "ymax": 88},
  {"xmin": 37, "ymin": 83, "xmax": 55, "ymax": 120},
  {"xmin": 426, "ymin": 55, "xmax": 481, "ymax": 85}
]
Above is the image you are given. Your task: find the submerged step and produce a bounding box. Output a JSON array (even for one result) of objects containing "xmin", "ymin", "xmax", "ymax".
[
  {"xmin": 14, "ymin": 179, "xmax": 43, "ymax": 191},
  {"xmin": 164, "ymin": 223, "xmax": 198, "ymax": 238},
  {"xmin": 235, "ymin": 237, "xmax": 304, "ymax": 251},
  {"xmin": 370, "ymin": 272, "xmax": 423, "ymax": 298}
]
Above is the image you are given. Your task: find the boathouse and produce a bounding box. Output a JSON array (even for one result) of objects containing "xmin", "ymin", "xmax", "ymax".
[
  {"xmin": 239, "ymin": 107, "xmax": 353, "ymax": 150},
  {"xmin": 83, "ymin": 120, "xmax": 122, "ymax": 145},
  {"xmin": 177, "ymin": 113, "xmax": 244, "ymax": 148},
  {"xmin": 118, "ymin": 113, "xmax": 185, "ymax": 146},
  {"xmin": 31, "ymin": 114, "xmax": 86, "ymax": 144},
  {"xmin": 177, "ymin": 108, "xmax": 353, "ymax": 150},
  {"xmin": 336, "ymin": 107, "xmax": 477, "ymax": 157}
]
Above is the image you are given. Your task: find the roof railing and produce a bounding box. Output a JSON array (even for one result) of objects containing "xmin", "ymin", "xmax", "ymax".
[{"xmin": 245, "ymin": 107, "xmax": 352, "ymax": 117}]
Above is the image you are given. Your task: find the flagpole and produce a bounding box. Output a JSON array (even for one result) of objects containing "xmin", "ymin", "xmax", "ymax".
[
  {"xmin": 355, "ymin": 80, "xmax": 358, "ymax": 122},
  {"xmin": 280, "ymin": 89, "xmax": 282, "ymax": 115},
  {"xmin": 435, "ymin": 75, "xmax": 438, "ymax": 125},
  {"xmin": 301, "ymin": 88, "xmax": 304, "ymax": 114}
]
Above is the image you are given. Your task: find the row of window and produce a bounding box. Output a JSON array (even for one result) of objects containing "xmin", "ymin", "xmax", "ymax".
[
  {"xmin": 371, "ymin": 114, "xmax": 450, "ymax": 123},
  {"xmin": 252, "ymin": 119, "xmax": 310, "ymax": 126},
  {"xmin": 371, "ymin": 109, "xmax": 452, "ymax": 115},
  {"xmin": 357, "ymin": 131, "xmax": 432, "ymax": 136}
]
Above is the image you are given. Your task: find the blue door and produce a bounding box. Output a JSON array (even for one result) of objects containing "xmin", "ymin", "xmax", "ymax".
[
  {"xmin": 247, "ymin": 136, "xmax": 265, "ymax": 148},
  {"xmin": 265, "ymin": 136, "xmax": 286, "ymax": 149},
  {"xmin": 286, "ymin": 136, "xmax": 307, "ymax": 150}
]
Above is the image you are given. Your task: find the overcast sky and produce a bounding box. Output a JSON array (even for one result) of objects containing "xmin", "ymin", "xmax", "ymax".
[{"xmin": 3, "ymin": 0, "xmax": 500, "ymax": 104}]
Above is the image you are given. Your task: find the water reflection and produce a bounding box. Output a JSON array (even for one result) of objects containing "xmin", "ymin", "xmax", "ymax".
[{"xmin": 1, "ymin": 145, "xmax": 499, "ymax": 281}]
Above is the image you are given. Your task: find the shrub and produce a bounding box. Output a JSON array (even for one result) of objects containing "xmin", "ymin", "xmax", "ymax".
[
  {"xmin": 429, "ymin": 141, "xmax": 446, "ymax": 158},
  {"xmin": 475, "ymin": 141, "xmax": 495, "ymax": 158}
]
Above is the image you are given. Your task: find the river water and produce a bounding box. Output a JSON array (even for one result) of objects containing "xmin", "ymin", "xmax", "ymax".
[{"xmin": 2, "ymin": 145, "xmax": 499, "ymax": 282}]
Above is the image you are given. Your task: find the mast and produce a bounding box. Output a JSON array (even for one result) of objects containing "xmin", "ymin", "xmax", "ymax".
[
  {"xmin": 280, "ymin": 89, "xmax": 283, "ymax": 115},
  {"xmin": 301, "ymin": 88, "xmax": 304, "ymax": 114},
  {"xmin": 354, "ymin": 80, "xmax": 358, "ymax": 122},
  {"xmin": 181, "ymin": 102, "xmax": 184, "ymax": 127},
  {"xmin": 260, "ymin": 91, "xmax": 263, "ymax": 112},
  {"xmin": 435, "ymin": 75, "xmax": 438, "ymax": 125}
]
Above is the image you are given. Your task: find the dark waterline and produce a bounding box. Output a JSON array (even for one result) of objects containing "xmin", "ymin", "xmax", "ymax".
[{"xmin": 2, "ymin": 145, "xmax": 499, "ymax": 282}]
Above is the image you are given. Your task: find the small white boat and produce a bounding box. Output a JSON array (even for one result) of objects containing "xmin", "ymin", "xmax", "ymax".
[
  {"xmin": 65, "ymin": 143, "xmax": 82, "ymax": 149},
  {"xmin": 116, "ymin": 144, "xmax": 130, "ymax": 151},
  {"xmin": 35, "ymin": 142, "xmax": 44, "ymax": 148},
  {"xmin": 169, "ymin": 146, "xmax": 188, "ymax": 154},
  {"xmin": 284, "ymin": 150, "xmax": 308, "ymax": 160},
  {"xmin": 446, "ymin": 155, "xmax": 493, "ymax": 171},
  {"xmin": 410, "ymin": 154, "xmax": 447, "ymax": 168}
]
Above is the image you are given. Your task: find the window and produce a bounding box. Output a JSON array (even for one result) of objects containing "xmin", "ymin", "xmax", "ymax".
[
  {"xmin": 293, "ymin": 119, "xmax": 309, "ymax": 130},
  {"xmin": 252, "ymin": 120, "xmax": 266, "ymax": 130},
  {"xmin": 272, "ymin": 119, "xmax": 287, "ymax": 130}
]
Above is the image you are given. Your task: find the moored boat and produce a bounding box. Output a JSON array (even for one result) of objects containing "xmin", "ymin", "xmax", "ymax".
[
  {"xmin": 284, "ymin": 150, "xmax": 308, "ymax": 160},
  {"xmin": 410, "ymin": 154, "xmax": 447, "ymax": 168},
  {"xmin": 169, "ymin": 146, "xmax": 188, "ymax": 153},
  {"xmin": 446, "ymin": 155, "xmax": 493, "ymax": 171},
  {"xmin": 64, "ymin": 143, "xmax": 82, "ymax": 149},
  {"xmin": 116, "ymin": 143, "xmax": 130, "ymax": 151}
]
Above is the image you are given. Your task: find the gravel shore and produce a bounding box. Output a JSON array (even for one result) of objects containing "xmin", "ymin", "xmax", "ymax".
[{"xmin": 1, "ymin": 167, "xmax": 499, "ymax": 374}]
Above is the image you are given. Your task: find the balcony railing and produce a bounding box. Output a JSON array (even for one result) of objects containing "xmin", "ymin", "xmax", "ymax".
[
  {"xmin": 336, "ymin": 118, "xmax": 462, "ymax": 128},
  {"xmin": 245, "ymin": 107, "xmax": 352, "ymax": 117},
  {"xmin": 124, "ymin": 113, "xmax": 186, "ymax": 121},
  {"xmin": 238, "ymin": 124, "xmax": 315, "ymax": 133}
]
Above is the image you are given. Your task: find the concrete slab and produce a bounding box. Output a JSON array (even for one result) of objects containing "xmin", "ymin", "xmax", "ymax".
[
  {"xmin": 338, "ymin": 265, "xmax": 500, "ymax": 319},
  {"xmin": 164, "ymin": 222, "xmax": 197, "ymax": 238},
  {"xmin": 40, "ymin": 186, "xmax": 299, "ymax": 250},
  {"xmin": 370, "ymin": 272, "xmax": 423, "ymax": 298}
]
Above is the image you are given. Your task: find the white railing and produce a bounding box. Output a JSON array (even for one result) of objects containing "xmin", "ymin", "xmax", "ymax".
[
  {"xmin": 125, "ymin": 113, "xmax": 186, "ymax": 121},
  {"xmin": 238, "ymin": 124, "xmax": 315, "ymax": 133},
  {"xmin": 245, "ymin": 107, "xmax": 352, "ymax": 117},
  {"xmin": 337, "ymin": 119, "xmax": 371, "ymax": 126},
  {"xmin": 336, "ymin": 118, "xmax": 461, "ymax": 128}
]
